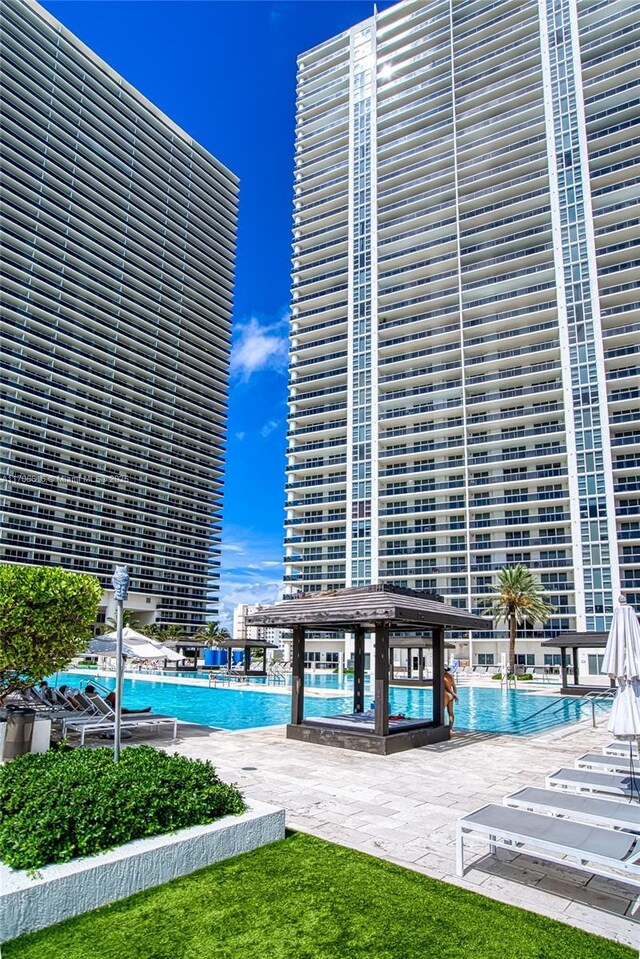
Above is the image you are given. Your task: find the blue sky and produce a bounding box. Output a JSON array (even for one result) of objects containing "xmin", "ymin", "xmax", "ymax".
[{"xmin": 42, "ymin": 0, "xmax": 398, "ymax": 625}]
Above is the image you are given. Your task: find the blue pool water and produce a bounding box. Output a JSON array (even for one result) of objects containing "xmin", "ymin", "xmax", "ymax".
[{"xmin": 54, "ymin": 671, "xmax": 609, "ymax": 735}]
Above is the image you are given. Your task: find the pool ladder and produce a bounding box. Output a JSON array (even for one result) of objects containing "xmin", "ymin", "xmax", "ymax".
[{"xmin": 515, "ymin": 688, "xmax": 616, "ymax": 732}]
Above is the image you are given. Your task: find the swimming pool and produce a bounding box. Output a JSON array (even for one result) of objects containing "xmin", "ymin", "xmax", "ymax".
[
  {"xmin": 54, "ymin": 671, "xmax": 608, "ymax": 736},
  {"xmin": 110, "ymin": 668, "xmax": 361, "ymax": 691}
]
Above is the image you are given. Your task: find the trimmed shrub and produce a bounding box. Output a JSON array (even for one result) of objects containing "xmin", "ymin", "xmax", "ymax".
[
  {"xmin": 0, "ymin": 745, "xmax": 245, "ymax": 870},
  {"xmin": 0, "ymin": 564, "xmax": 102, "ymax": 698},
  {"xmin": 491, "ymin": 673, "xmax": 533, "ymax": 681}
]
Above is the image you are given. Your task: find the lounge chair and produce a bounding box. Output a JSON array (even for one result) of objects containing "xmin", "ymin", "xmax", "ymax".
[
  {"xmin": 503, "ymin": 786, "xmax": 639, "ymax": 832},
  {"xmin": 546, "ymin": 767, "xmax": 640, "ymax": 800},
  {"xmin": 456, "ymin": 803, "xmax": 640, "ymax": 887},
  {"xmin": 65, "ymin": 709, "xmax": 178, "ymax": 746},
  {"xmin": 575, "ymin": 753, "xmax": 636, "ymax": 775},
  {"xmin": 62, "ymin": 693, "xmax": 172, "ymax": 729},
  {"xmin": 530, "ymin": 667, "xmax": 549, "ymax": 683},
  {"xmin": 603, "ymin": 741, "xmax": 636, "ymax": 758},
  {"xmin": 22, "ymin": 687, "xmax": 81, "ymax": 721}
]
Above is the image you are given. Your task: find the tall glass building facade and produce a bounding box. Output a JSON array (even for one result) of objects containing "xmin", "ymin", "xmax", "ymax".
[
  {"xmin": 285, "ymin": 0, "xmax": 639, "ymax": 663},
  {"xmin": 0, "ymin": 0, "xmax": 238, "ymax": 631}
]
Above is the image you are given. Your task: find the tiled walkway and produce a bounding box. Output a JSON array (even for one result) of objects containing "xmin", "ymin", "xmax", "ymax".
[{"xmin": 151, "ymin": 718, "xmax": 638, "ymax": 948}]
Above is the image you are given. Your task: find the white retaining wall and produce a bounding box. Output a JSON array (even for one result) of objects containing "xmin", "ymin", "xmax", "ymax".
[{"xmin": 1, "ymin": 799, "xmax": 285, "ymax": 943}]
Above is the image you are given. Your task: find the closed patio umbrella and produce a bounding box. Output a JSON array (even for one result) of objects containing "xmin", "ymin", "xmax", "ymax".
[{"xmin": 601, "ymin": 597, "xmax": 640, "ymax": 757}]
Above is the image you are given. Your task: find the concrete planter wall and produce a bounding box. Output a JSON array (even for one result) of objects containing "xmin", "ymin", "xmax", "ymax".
[{"xmin": 1, "ymin": 799, "xmax": 285, "ymax": 944}]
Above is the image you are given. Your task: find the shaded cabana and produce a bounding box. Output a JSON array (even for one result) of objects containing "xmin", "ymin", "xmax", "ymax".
[
  {"xmin": 389, "ymin": 636, "xmax": 456, "ymax": 686},
  {"xmin": 248, "ymin": 585, "xmax": 489, "ymax": 755},
  {"xmin": 214, "ymin": 637, "xmax": 279, "ymax": 678},
  {"xmin": 541, "ymin": 632, "xmax": 615, "ymax": 695}
]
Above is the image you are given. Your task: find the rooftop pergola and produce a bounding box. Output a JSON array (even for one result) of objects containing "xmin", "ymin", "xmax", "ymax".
[
  {"xmin": 248, "ymin": 585, "xmax": 489, "ymax": 755},
  {"xmin": 541, "ymin": 632, "xmax": 614, "ymax": 695}
]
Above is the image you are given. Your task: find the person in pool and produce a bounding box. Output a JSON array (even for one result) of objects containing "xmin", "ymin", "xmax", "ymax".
[{"xmin": 443, "ymin": 667, "xmax": 459, "ymax": 731}]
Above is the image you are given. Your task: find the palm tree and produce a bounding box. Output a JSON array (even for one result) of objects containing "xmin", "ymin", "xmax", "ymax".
[
  {"xmin": 103, "ymin": 609, "xmax": 143, "ymax": 633},
  {"xmin": 155, "ymin": 623, "xmax": 189, "ymax": 646},
  {"xmin": 196, "ymin": 621, "xmax": 231, "ymax": 648},
  {"xmin": 487, "ymin": 564, "xmax": 554, "ymax": 678}
]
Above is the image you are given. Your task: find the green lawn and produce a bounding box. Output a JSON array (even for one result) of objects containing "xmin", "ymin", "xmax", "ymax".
[{"xmin": 7, "ymin": 832, "xmax": 634, "ymax": 959}]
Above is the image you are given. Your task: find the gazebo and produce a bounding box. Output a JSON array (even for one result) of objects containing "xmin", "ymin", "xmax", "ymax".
[
  {"xmin": 215, "ymin": 637, "xmax": 279, "ymax": 678},
  {"xmin": 389, "ymin": 636, "xmax": 456, "ymax": 686},
  {"xmin": 540, "ymin": 632, "xmax": 615, "ymax": 695},
  {"xmin": 248, "ymin": 585, "xmax": 489, "ymax": 755}
]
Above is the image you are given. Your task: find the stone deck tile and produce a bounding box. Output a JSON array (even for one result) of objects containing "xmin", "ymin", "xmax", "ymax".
[
  {"xmin": 536, "ymin": 876, "xmax": 631, "ymax": 916},
  {"xmin": 150, "ymin": 718, "xmax": 640, "ymax": 945},
  {"xmin": 562, "ymin": 901, "xmax": 640, "ymax": 948}
]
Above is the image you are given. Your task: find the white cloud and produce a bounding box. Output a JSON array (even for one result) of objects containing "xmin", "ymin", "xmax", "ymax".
[
  {"xmin": 260, "ymin": 418, "xmax": 280, "ymax": 438},
  {"xmin": 214, "ymin": 524, "xmax": 284, "ymax": 630},
  {"xmin": 235, "ymin": 431, "xmax": 246, "ymax": 442},
  {"xmin": 230, "ymin": 316, "xmax": 288, "ymax": 382},
  {"xmin": 217, "ymin": 578, "xmax": 283, "ymax": 631},
  {"xmin": 220, "ymin": 542, "xmax": 244, "ymax": 554}
]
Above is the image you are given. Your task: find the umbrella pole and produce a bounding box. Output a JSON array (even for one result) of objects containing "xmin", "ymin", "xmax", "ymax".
[
  {"xmin": 114, "ymin": 598, "xmax": 123, "ymax": 762},
  {"xmin": 110, "ymin": 566, "xmax": 130, "ymax": 764}
]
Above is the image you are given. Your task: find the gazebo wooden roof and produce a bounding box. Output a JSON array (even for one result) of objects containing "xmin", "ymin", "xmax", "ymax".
[
  {"xmin": 541, "ymin": 632, "xmax": 613, "ymax": 694},
  {"xmin": 248, "ymin": 585, "xmax": 490, "ymax": 755},
  {"xmin": 215, "ymin": 638, "xmax": 279, "ymax": 649},
  {"xmin": 541, "ymin": 632, "xmax": 609, "ymax": 649},
  {"xmin": 247, "ymin": 584, "xmax": 488, "ymax": 632}
]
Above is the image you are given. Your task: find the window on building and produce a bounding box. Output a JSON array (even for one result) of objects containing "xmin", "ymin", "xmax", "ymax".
[
  {"xmin": 477, "ymin": 653, "xmax": 494, "ymax": 665},
  {"xmin": 587, "ymin": 654, "xmax": 604, "ymax": 675},
  {"xmin": 515, "ymin": 653, "xmax": 535, "ymax": 666}
]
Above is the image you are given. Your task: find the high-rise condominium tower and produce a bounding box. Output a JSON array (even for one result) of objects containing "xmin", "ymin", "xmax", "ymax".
[
  {"xmin": 285, "ymin": 0, "xmax": 639, "ymax": 664},
  {"xmin": 0, "ymin": 0, "xmax": 238, "ymax": 630}
]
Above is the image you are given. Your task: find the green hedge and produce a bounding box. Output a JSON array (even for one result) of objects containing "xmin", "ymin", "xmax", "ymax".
[
  {"xmin": 491, "ymin": 673, "xmax": 533, "ymax": 681},
  {"xmin": 0, "ymin": 745, "xmax": 245, "ymax": 870}
]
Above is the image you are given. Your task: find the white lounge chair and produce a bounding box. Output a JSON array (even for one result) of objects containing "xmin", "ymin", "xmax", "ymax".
[
  {"xmin": 65, "ymin": 711, "xmax": 178, "ymax": 746},
  {"xmin": 603, "ymin": 741, "xmax": 636, "ymax": 758},
  {"xmin": 23, "ymin": 687, "xmax": 81, "ymax": 721},
  {"xmin": 456, "ymin": 803, "xmax": 640, "ymax": 887},
  {"xmin": 546, "ymin": 767, "xmax": 640, "ymax": 800},
  {"xmin": 575, "ymin": 753, "xmax": 636, "ymax": 775},
  {"xmin": 530, "ymin": 667, "xmax": 549, "ymax": 683},
  {"xmin": 503, "ymin": 786, "xmax": 639, "ymax": 832},
  {"xmin": 62, "ymin": 692, "xmax": 178, "ymax": 744}
]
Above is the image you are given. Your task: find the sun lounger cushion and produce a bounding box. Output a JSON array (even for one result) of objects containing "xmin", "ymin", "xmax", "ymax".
[
  {"xmin": 576, "ymin": 753, "xmax": 634, "ymax": 773},
  {"xmin": 547, "ymin": 767, "xmax": 640, "ymax": 798},
  {"xmin": 504, "ymin": 786, "xmax": 640, "ymax": 830},
  {"xmin": 460, "ymin": 803, "xmax": 637, "ymax": 861}
]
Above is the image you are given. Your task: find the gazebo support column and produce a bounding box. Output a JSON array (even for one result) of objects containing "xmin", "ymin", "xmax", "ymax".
[
  {"xmin": 374, "ymin": 623, "xmax": 390, "ymax": 736},
  {"xmin": 291, "ymin": 626, "xmax": 305, "ymax": 725},
  {"xmin": 432, "ymin": 626, "xmax": 444, "ymax": 725},
  {"xmin": 353, "ymin": 627, "xmax": 365, "ymax": 714},
  {"xmin": 560, "ymin": 649, "xmax": 568, "ymax": 691},
  {"xmin": 572, "ymin": 646, "xmax": 580, "ymax": 685},
  {"xmin": 418, "ymin": 649, "xmax": 424, "ymax": 684}
]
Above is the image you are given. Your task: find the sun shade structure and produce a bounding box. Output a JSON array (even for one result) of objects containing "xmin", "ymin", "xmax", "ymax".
[
  {"xmin": 215, "ymin": 637, "xmax": 279, "ymax": 677},
  {"xmin": 248, "ymin": 585, "xmax": 489, "ymax": 754},
  {"xmin": 601, "ymin": 599, "xmax": 640, "ymax": 753},
  {"xmin": 540, "ymin": 632, "xmax": 614, "ymax": 694},
  {"xmin": 388, "ymin": 636, "xmax": 456, "ymax": 686},
  {"xmin": 90, "ymin": 628, "xmax": 181, "ymax": 662}
]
